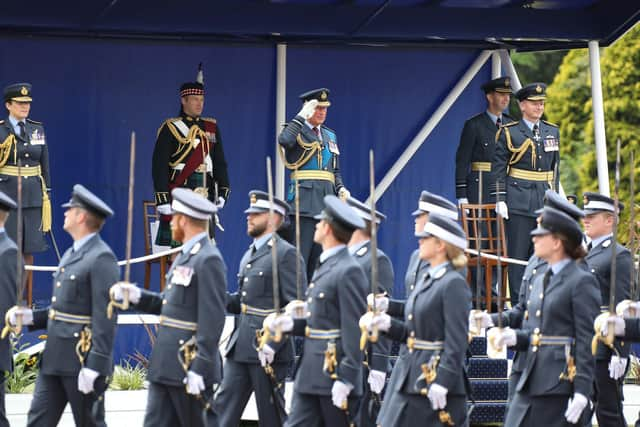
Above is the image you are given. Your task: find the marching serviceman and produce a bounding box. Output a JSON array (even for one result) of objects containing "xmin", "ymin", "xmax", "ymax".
[
  {"xmin": 492, "ymin": 83, "xmax": 560, "ymax": 305},
  {"xmin": 0, "ymin": 191, "xmax": 19, "ymax": 427},
  {"xmin": 278, "ymin": 88, "xmax": 350, "ymax": 281},
  {"xmin": 455, "ymin": 76, "xmax": 513, "ymax": 206},
  {"xmin": 490, "ymin": 207, "xmax": 600, "ymax": 426},
  {"xmin": 0, "ymin": 83, "xmax": 52, "ymax": 302},
  {"xmin": 265, "ymin": 195, "xmax": 367, "ymax": 426},
  {"xmin": 582, "ymin": 192, "xmax": 631, "ymax": 427},
  {"xmin": 7, "ymin": 184, "xmax": 119, "ymax": 426},
  {"xmin": 152, "ymin": 69, "xmax": 230, "ymax": 246},
  {"xmin": 346, "ymin": 196, "xmax": 395, "ymax": 427},
  {"xmin": 111, "ymin": 188, "xmax": 227, "ymax": 427},
  {"xmin": 214, "ymin": 190, "xmax": 305, "ymax": 427},
  {"xmin": 361, "ymin": 213, "xmax": 471, "ymax": 426}
]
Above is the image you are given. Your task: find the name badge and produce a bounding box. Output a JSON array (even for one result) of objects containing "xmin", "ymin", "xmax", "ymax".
[
  {"xmin": 328, "ymin": 139, "xmax": 340, "ymax": 154},
  {"xmin": 543, "ymin": 135, "xmax": 559, "ymax": 152},
  {"xmin": 172, "ymin": 266, "xmax": 194, "ymax": 287},
  {"xmin": 31, "ymin": 129, "xmax": 46, "ymax": 145},
  {"xmin": 206, "ymin": 131, "xmax": 216, "ymax": 143}
]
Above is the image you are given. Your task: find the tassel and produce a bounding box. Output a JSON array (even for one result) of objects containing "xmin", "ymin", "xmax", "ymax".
[{"xmin": 41, "ymin": 189, "xmax": 52, "ymax": 232}]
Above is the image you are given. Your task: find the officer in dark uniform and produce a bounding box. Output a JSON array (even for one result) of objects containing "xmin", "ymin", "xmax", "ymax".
[
  {"xmin": 455, "ymin": 76, "xmax": 513, "ymax": 206},
  {"xmin": 492, "ymin": 82, "xmax": 560, "ymax": 305},
  {"xmin": 0, "ymin": 191, "xmax": 18, "ymax": 427},
  {"xmin": 362, "ymin": 213, "xmax": 471, "ymax": 426},
  {"xmin": 489, "ymin": 207, "xmax": 600, "ymax": 427},
  {"xmin": 0, "ymin": 83, "xmax": 52, "ymax": 301},
  {"xmin": 472, "ymin": 190, "xmax": 585, "ymax": 399},
  {"xmin": 7, "ymin": 184, "xmax": 119, "ymax": 427},
  {"xmin": 582, "ymin": 192, "xmax": 631, "ymax": 427},
  {"xmin": 265, "ymin": 195, "xmax": 367, "ymax": 427},
  {"xmin": 214, "ymin": 190, "xmax": 305, "ymax": 427},
  {"xmin": 566, "ymin": 194, "xmax": 578, "ymax": 205},
  {"xmin": 278, "ymin": 88, "xmax": 350, "ymax": 282},
  {"xmin": 111, "ymin": 188, "xmax": 227, "ymax": 427},
  {"xmin": 346, "ymin": 196, "xmax": 394, "ymax": 427},
  {"xmin": 152, "ymin": 75, "xmax": 230, "ymax": 246}
]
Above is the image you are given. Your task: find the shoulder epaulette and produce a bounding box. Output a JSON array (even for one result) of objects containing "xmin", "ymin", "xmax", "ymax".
[
  {"xmin": 202, "ymin": 117, "xmax": 217, "ymax": 124},
  {"xmin": 321, "ymin": 124, "xmax": 335, "ymax": 133},
  {"xmin": 0, "ymin": 120, "xmax": 4, "ymax": 125},
  {"xmin": 26, "ymin": 118, "xmax": 42, "ymax": 125},
  {"xmin": 157, "ymin": 117, "xmax": 180, "ymax": 136},
  {"xmin": 502, "ymin": 121, "xmax": 519, "ymax": 128},
  {"xmin": 542, "ymin": 119, "xmax": 559, "ymax": 128}
]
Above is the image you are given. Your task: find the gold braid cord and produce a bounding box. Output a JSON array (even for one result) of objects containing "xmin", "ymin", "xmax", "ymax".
[
  {"xmin": 161, "ymin": 120, "xmax": 209, "ymax": 168},
  {"xmin": 497, "ymin": 127, "xmax": 536, "ymax": 171},
  {"xmin": 75, "ymin": 326, "xmax": 92, "ymax": 366},
  {"xmin": 0, "ymin": 134, "xmax": 16, "ymax": 168},
  {"xmin": 278, "ymin": 134, "xmax": 322, "ymax": 170}
]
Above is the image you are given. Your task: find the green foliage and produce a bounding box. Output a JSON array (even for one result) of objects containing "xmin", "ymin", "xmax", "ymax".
[
  {"xmin": 5, "ymin": 336, "xmax": 39, "ymax": 394},
  {"xmin": 109, "ymin": 360, "xmax": 147, "ymax": 390}
]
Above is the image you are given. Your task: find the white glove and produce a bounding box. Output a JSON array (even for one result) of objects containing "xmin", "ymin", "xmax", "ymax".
[
  {"xmin": 564, "ymin": 392, "xmax": 588, "ymax": 424},
  {"xmin": 427, "ymin": 383, "xmax": 448, "ymax": 410},
  {"xmin": 284, "ymin": 300, "xmax": 307, "ymax": 319},
  {"xmin": 366, "ymin": 293, "xmax": 389, "ymax": 312},
  {"xmin": 359, "ymin": 312, "xmax": 391, "ymax": 333},
  {"xmin": 457, "ymin": 198, "xmax": 469, "ymax": 207},
  {"xmin": 215, "ymin": 197, "xmax": 226, "ymax": 210},
  {"xmin": 331, "ymin": 380, "xmax": 353, "ymax": 409},
  {"xmin": 8, "ymin": 306, "xmax": 33, "ymax": 326},
  {"xmin": 608, "ymin": 356, "xmax": 628, "ymax": 380},
  {"xmin": 617, "ymin": 300, "xmax": 640, "ymax": 318},
  {"xmin": 258, "ymin": 343, "xmax": 275, "ymax": 367},
  {"xmin": 495, "ymin": 201, "xmax": 509, "ymax": 220},
  {"xmin": 338, "ymin": 187, "xmax": 351, "ymax": 201},
  {"xmin": 488, "ymin": 327, "xmax": 516, "ymax": 348},
  {"xmin": 469, "ymin": 310, "xmax": 494, "ymax": 333},
  {"xmin": 156, "ymin": 203, "xmax": 172, "ymax": 216},
  {"xmin": 297, "ymin": 99, "xmax": 318, "ymax": 120},
  {"xmin": 184, "ymin": 371, "xmax": 205, "ymax": 395},
  {"xmin": 602, "ymin": 316, "xmax": 625, "ymax": 337},
  {"xmin": 77, "ymin": 367, "xmax": 100, "ymax": 394},
  {"xmin": 368, "ymin": 369, "xmax": 386, "ymax": 394},
  {"xmin": 111, "ymin": 282, "xmax": 141, "ymax": 305},
  {"xmin": 264, "ymin": 313, "xmax": 294, "ymax": 334}
]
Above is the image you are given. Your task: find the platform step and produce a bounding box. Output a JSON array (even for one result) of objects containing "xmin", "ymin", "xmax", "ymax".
[{"xmin": 467, "ymin": 357, "xmax": 508, "ymax": 378}]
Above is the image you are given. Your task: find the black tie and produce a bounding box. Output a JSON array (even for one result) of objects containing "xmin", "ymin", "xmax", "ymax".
[
  {"xmin": 312, "ymin": 127, "xmax": 320, "ymax": 137},
  {"xmin": 18, "ymin": 122, "xmax": 26, "ymax": 139},
  {"xmin": 587, "ymin": 242, "xmax": 593, "ymax": 251},
  {"xmin": 250, "ymin": 244, "xmax": 256, "ymax": 255},
  {"xmin": 533, "ymin": 123, "xmax": 540, "ymax": 141},
  {"xmin": 496, "ymin": 117, "xmax": 501, "ymax": 128},
  {"xmin": 543, "ymin": 269, "xmax": 553, "ymax": 291}
]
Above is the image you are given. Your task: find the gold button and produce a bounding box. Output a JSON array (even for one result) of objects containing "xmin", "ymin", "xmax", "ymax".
[
  {"xmin": 179, "ymin": 339, "xmax": 184, "ymax": 345},
  {"xmin": 242, "ymin": 291, "xmax": 247, "ymax": 296},
  {"xmin": 532, "ymin": 269, "xmax": 537, "ymax": 275},
  {"xmin": 74, "ymin": 332, "xmax": 79, "ymax": 337},
  {"xmin": 532, "ymin": 346, "xmax": 538, "ymax": 352},
  {"xmin": 25, "ymin": 153, "xmax": 29, "ymax": 157},
  {"xmin": 410, "ymin": 331, "xmax": 415, "ymax": 337},
  {"xmin": 259, "ymin": 271, "xmax": 263, "ymax": 276},
  {"xmin": 167, "ymin": 284, "xmax": 172, "ymax": 290},
  {"xmin": 61, "ymin": 268, "xmax": 65, "ymax": 273},
  {"xmin": 536, "ymin": 310, "xmax": 541, "ymax": 317},
  {"xmin": 70, "ymin": 275, "xmax": 76, "ymax": 280},
  {"xmin": 529, "ymin": 285, "xmax": 532, "ymax": 290},
  {"xmin": 162, "ymin": 299, "xmax": 167, "ymax": 305},
  {"xmin": 539, "ymin": 293, "xmax": 543, "ymax": 299},
  {"xmin": 56, "ymin": 281, "xmax": 61, "ymax": 288},
  {"xmin": 524, "ymin": 310, "xmax": 528, "ymax": 320},
  {"xmin": 307, "ymin": 297, "xmax": 312, "ymax": 303},
  {"xmin": 534, "ymin": 327, "xmax": 540, "ymax": 334},
  {"xmin": 244, "ymin": 278, "xmax": 249, "ymax": 283},
  {"xmin": 309, "ymin": 283, "xmax": 315, "ymax": 289},
  {"xmin": 319, "ymin": 292, "xmax": 325, "ymax": 298},
  {"xmin": 408, "ymin": 314, "xmax": 413, "ymax": 320},
  {"xmin": 410, "ymin": 286, "xmax": 414, "ymax": 291},
  {"xmin": 246, "ymin": 263, "xmax": 251, "ymax": 269},
  {"xmin": 306, "ymin": 311, "xmax": 311, "ymax": 317},
  {"xmin": 51, "ymin": 296, "xmax": 57, "ymax": 302},
  {"xmin": 527, "ymin": 300, "xmax": 531, "ymax": 305}
]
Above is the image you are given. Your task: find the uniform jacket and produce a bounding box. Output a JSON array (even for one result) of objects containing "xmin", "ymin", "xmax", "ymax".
[
  {"xmin": 404, "ymin": 249, "xmax": 429, "ymax": 299},
  {"xmin": 31, "ymin": 234, "xmax": 119, "ymax": 376},
  {"xmin": 455, "ymin": 112, "xmax": 513, "ymax": 202},
  {"xmin": 0, "ymin": 231, "xmax": 18, "ymax": 373},
  {"xmin": 136, "ymin": 235, "xmax": 227, "ymax": 387},
  {"xmin": 225, "ymin": 234, "xmax": 305, "ymax": 364},
  {"xmin": 0, "ymin": 117, "xmax": 50, "ymax": 208},
  {"xmin": 151, "ymin": 114, "xmax": 230, "ymax": 205},
  {"xmin": 291, "ymin": 247, "xmax": 367, "ymax": 395},
  {"xmin": 352, "ymin": 241, "xmax": 395, "ymax": 372},
  {"xmin": 583, "ymin": 237, "xmax": 631, "ymax": 360},
  {"xmin": 492, "ymin": 120, "xmax": 560, "ymax": 217},
  {"xmin": 278, "ymin": 116, "xmax": 345, "ymax": 217},
  {"xmin": 511, "ymin": 261, "xmax": 600, "ymax": 399}
]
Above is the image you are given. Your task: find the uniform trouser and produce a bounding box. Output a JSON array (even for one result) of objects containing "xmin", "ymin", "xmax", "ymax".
[
  {"xmin": 354, "ymin": 369, "xmax": 381, "ymax": 427},
  {"xmin": 505, "ymin": 214, "xmax": 536, "ymax": 306},
  {"xmin": 144, "ymin": 381, "xmax": 213, "ymax": 427},
  {"xmin": 286, "ymin": 392, "xmax": 355, "ymax": 427},
  {"xmin": 594, "ymin": 360, "xmax": 627, "ymax": 427},
  {"xmin": 27, "ymin": 373, "xmax": 106, "ymax": 427},
  {"xmin": 0, "ymin": 375, "xmax": 8, "ymax": 427},
  {"xmin": 506, "ymin": 392, "xmax": 589, "ymax": 427},
  {"xmin": 214, "ymin": 359, "xmax": 288, "ymax": 427},
  {"xmin": 285, "ymin": 215, "xmax": 322, "ymax": 283}
]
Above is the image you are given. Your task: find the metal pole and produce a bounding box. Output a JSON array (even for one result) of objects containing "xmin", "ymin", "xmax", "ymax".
[
  {"xmin": 275, "ymin": 43, "xmax": 287, "ymax": 200},
  {"xmin": 491, "ymin": 51, "xmax": 501, "ymax": 78},
  {"xmin": 589, "ymin": 40, "xmax": 611, "ymax": 196},
  {"xmin": 498, "ymin": 49, "xmax": 522, "ymax": 92}
]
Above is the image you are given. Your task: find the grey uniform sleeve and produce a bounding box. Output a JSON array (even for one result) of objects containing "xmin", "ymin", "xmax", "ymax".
[
  {"xmin": 370, "ymin": 255, "xmax": 395, "ymax": 371},
  {"xmin": 455, "ymin": 120, "xmax": 474, "ymax": 199},
  {"xmin": 491, "ymin": 127, "xmax": 509, "ymax": 197},
  {"xmin": 277, "ymin": 116, "xmax": 305, "ymax": 149},
  {"xmin": 613, "ymin": 250, "xmax": 632, "ymax": 357},
  {"xmin": 572, "ymin": 274, "xmax": 600, "ymax": 397},
  {"xmin": 0, "ymin": 247, "xmax": 18, "ymax": 327},
  {"xmin": 137, "ymin": 289, "xmax": 164, "ymax": 314}
]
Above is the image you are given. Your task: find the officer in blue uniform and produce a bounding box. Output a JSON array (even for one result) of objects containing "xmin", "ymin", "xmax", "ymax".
[
  {"xmin": 492, "ymin": 83, "xmax": 560, "ymax": 305},
  {"xmin": 8, "ymin": 184, "xmax": 119, "ymax": 427},
  {"xmin": 490, "ymin": 207, "xmax": 600, "ymax": 427},
  {"xmin": 0, "ymin": 191, "xmax": 18, "ymax": 427},
  {"xmin": 278, "ymin": 88, "xmax": 350, "ymax": 282},
  {"xmin": 214, "ymin": 190, "xmax": 305, "ymax": 427},
  {"xmin": 346, "ymin": 196, "xmax": 395, "ymax": 427},
  {"xmin": 265, "ymin": 195, "xmax": 367, "ymax": 427},
  {"xmin": 111, "ymin": 188, "xmax": 227, "ymax": 427},
  {"xmin": 582, "ymin": 192, "xmax": 631, "ymax": 427}
]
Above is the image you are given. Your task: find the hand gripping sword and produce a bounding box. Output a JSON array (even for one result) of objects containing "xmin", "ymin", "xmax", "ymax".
[{"xmin": 487, "ymin": 178, "xmax": 505, "ymax": 359}]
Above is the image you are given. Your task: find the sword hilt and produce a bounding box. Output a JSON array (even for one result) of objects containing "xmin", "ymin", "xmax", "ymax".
[
  {"xmin": 1, "ymin": 307, "xmax": 22, "ymax": 340},
  {"xmin": 107, "ymin": 282, "xmax": 131, "ymax": 319}
]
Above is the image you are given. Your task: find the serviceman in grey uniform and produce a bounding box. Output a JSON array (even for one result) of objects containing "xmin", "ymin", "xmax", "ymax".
[
  {"xmin": 346, "ymin": 196, "xmax": 394, "ymax": 427},
  {"xmin": 362, "ymin": 213, "xmax": 471, "ymax": 426},
  {"xmin": 278, "ymin": 88, "xmax": 350, "ymax": 282},
  {"xmin": 214, "ymin": 190, "xmax": 305, "ymax": 426},
  {"xmin": 582, "ymin": 192, "xmax": 631, "ymax": 427},
  {"xmin": 490, "ymin": 207, "xmax": 600, "ymax": 427},
  {"xmin": 0, "ymin": 191, "xmax": 18, "ymax": 427},
  {"xmin": 265, "ymin": 195, "xmax": 367, "ymax": 426},
  {"xmin": 7, "ymin": 184, "xmax": 119, "ymax": 427},
  {"xmin": 492, "ymin": 82, "xmax": 560, "ymax": 305},
  {"xmin": 111, "ymin": 188, "xmax": 227, "ymax": 427}
]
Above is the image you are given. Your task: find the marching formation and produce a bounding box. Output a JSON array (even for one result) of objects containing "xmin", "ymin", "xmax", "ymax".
[{"xmin": 0, "ymin": 71, "xmax": 637, "ymax": 427}]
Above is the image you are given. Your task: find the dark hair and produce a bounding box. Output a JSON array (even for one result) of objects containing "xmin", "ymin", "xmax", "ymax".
[
  {"xmin": 555, "ymin": 233, "xmax": 586, "ymax": 260},
  {"xmin": 328, "ymin": 220, "xmax": 355, "ymax": 244},
  {"xmin": 83, "ymin": 210, "xmax": 105, "ymax": 232}
]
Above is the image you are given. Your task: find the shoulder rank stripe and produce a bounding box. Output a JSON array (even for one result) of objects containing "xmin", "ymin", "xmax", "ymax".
[
  {"xmin": 202, "ymin": 117, "xmax": 217, "ymax": 124},
  {"xmin": 26, "ymin": 118, "xmax": 43, "ymax": 125},
  {"xmin": 542, "ymin": 119, "xmax": 559, "ymax": 127}
]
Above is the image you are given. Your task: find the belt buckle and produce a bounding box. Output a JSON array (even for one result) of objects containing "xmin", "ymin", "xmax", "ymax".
[
  {"xmin": 48, "ymin": 309, "xmax": 56, "ymax": 320},
  {"xmin": 407, "ymin": 336, "xmax": 415, "ymax": 352}
]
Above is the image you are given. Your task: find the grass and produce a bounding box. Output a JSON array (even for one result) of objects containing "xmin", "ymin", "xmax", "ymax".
[{"xmin": 109, "ymin": 360, "xmax": 147, "ymax": 390}]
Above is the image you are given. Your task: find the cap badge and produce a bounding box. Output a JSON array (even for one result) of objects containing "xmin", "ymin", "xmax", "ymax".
[
  {"xmin": 320, "ymin": 91, "xmax": 327, "ymax": 100},
  {"xmin": 535, "ymin": 85, "xmax": 542, "ymax": 93},
  {"xmin": 504, "ymin": 78, "xmax": 510, "ymax": 87},
  {"xmin": 250, "ymin": 193, "xmax": 257, "ymax": 204},
  {"xmin": 20, "ymin": 86, "xmax": 28, "ymax": 96}
]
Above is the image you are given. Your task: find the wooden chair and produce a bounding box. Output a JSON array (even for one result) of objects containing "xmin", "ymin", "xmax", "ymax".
[
  {"xmin": 460, "ymin": 203, "xmax": 509, "ymax": 312},
  {"xmin": 143, "ymin": 200, "xmax": 167, "ymax": 291}
]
